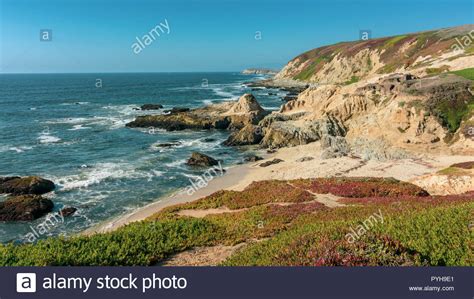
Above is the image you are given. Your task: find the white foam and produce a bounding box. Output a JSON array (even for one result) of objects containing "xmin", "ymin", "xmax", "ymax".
[
  {"xmin": 38, "ymin": 133, "xmax": 61, "ymax": 144},
  {"xmin": 8, "ymin": 146, "xmax": 34, "ymax": 153},
  {"xmin": 165, "ymin": 159, "xmax": 186, "ymax": 168},
  {"xmin": 55, "ymin": 162, "xmax": 163, "ymax": 191},
  {"xmin": 68, "ymin": 124, "xmax": 91, "ymax": 131}
]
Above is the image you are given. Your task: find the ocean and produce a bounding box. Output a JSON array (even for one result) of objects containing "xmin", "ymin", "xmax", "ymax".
[{"xmin": 0, "ymin": 72, "xmax": 285, "ymax": 243}]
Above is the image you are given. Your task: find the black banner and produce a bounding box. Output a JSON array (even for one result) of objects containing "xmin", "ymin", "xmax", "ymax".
[{"xmin": 1, "ymin": 267, "xmax": 472, "ymax": 299}]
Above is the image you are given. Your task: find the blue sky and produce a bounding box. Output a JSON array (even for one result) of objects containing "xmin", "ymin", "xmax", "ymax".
[{"xmin": 0, "ymin": 0, "xmax": 472, "ymax": 73}]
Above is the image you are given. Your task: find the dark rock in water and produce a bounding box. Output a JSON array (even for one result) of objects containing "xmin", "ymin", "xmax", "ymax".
[
  {"xmin": 0, "ymin": 176, "xmax": 55, "ymax": 195},
  {"xmin": 164, "ymin": 107, "xmax": 190, "ymax": 114},
  {"xmin": 186, "ymin": 152, "xmax": 219, "ymax": 167},
  {"xmin": 296, "ymin": 157, "xmax": 314, "ymax": 162},
  {"xmin": 259, "ymin": 158, "xmax": 284, "ymax": 167},
  {"xmin": 60, "ymin": 207, "xmax": 77, "ymax": 217},
  {"xmin": 141, "ymin": 104, "xmax": 163, "ymax": 110},
  {"xmin": 268, "ymin": 92, "xmax": 277, "ymax": 96},
  {"xmin": 0, "ymin": 195, "xmax": 54, "ymax": 221},
  {"xmin": 224, "ymin": 124, "xmax": 264, "ymax": 146},
  {"xmin": 155, "ymin": 142, "xmax": 182, "ymax": 148},
  {"xmin": 203, "ymin": 138, "xmax": 216, "ymax": 143},
  {"xmin": 244, "ymin": 155, "xmax": 264, "ymax": 162},
  {"xmin": 127, "ymin": 94, "xmax": 269, "ymax": 132},
  {"xmin": 267, "ymin": 149, "xmax": 277, "ymax": 154}
]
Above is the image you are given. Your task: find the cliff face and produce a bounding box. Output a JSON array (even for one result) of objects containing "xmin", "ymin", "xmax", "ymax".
[
  {"xmin": 261, "ymin": 25, "xmax": 474, "ymax": 156},
  {"xmin": 275, "ymin": 25, "xmax": 474, "ymax": 84}
]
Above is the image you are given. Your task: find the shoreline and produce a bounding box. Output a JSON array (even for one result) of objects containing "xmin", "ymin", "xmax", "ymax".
[
  {"xmin": 83, "ymin": 160, "xmax": 255, "ymax": 235},
  {"xmin": 84, "ymin": 141, "xmax": 474, "ymax": 235}
]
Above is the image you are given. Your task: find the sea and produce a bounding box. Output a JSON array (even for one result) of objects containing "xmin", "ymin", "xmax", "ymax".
[{"xmin": 0, "ymin": 72, "xmax": 285, "ymax": 243}]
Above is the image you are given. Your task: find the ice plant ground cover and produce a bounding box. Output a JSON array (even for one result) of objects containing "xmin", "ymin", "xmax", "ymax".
[{"xmin": 0, "ymin": 177, "xmax": 472, "ymax": 266}]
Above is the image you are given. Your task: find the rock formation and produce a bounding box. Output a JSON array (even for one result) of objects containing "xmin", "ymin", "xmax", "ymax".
[
  {"xmin": 186, "ymin": 152, "xmax": 219, "ymax": 167},
  {"xmin": 127, "ymin": 94, "xmax": 269, "ymax": 131},
  {"xmin": 0, "ymin": 195, "xmax": 54, "ymax": 221},
  {"xmin": 0, "ymin": 176, "xmax": 55, "ymax": 195}
]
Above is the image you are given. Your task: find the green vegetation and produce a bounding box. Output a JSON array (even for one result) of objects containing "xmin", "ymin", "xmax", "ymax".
[
  {"xmin": 426, "ymin": 66, "xmax": 450, "ymax": 75},
  {"xmin": 294, "ymin": 56, "xmax": 328, "ymax": 81},
  {"xmin": 343, "ymin": 76, "xmax": 359, "ymax": 85},
  {"xmin": 451, "ymin": 68, "xmax": 474, "ymax": 80},
  {"xmin": 1, "ymin": 178, "xmax": 472, "ymax": 266},
  {"xmin": 382, "ymin": 35, "xmax": 407, "ymax": 49},
  {"xmin": 435, "ymin": 100, "xmax": 474, "ymax": 133}
]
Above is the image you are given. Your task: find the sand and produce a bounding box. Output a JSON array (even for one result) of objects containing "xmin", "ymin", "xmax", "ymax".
[{"xmin": 85, "ymin": 141, "xmax": 473, "ymax": 235}]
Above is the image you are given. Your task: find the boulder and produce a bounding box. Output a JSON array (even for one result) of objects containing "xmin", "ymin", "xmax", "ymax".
[
  {"xmin": 0, "ymin": 176, "xmax": 55, "ymax": 195},
  {"xmin": 140, "ymin": 104, "xmax": 163, "ymax": 110},
  {"xmin": 320, "ymin": 136, "xmax": 350, "ymax": 159},
  {"xmin": 155, "ymin": 142, "xmax": 182, "ymax": 148},
  {"xmin": 259, "ymin": 158, "xmax": 284, "ymax": 167},
  {"xmin": 244, "ymin": 155, "xmax": 264, "ymax": 162},
  {"xmin": 296, "ymin": 157, "xmax": 314, "ymax": 162},
  {"xmin": 60, "ymin": 207, "xmax": 77, "ymax": 217},
  {"xmin": 0, "ymin": 195, "xmax": 54, "ymax": 221},
  {"xmin": 224, "ymin": 124, "xmax": 264, "ymax": 146},
  {"xmin": 186, "ymin": 152, "xmax": 219, "ymax": 167}
]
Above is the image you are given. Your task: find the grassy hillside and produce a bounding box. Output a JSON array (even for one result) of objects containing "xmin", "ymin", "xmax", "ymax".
[
  {"xmin": 279, "ymin": 25, "xmax": 474, "ymax": 82},
  {"xmin": 1, "ymin": 177, "xmax": 472, "ymax": 266}
]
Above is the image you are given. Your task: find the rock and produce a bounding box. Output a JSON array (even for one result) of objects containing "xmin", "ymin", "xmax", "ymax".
[
  {"xmin": 260, "ymin": 116, "xmax": 346, "ymax": 149},
  {"xmin": 155, "ymin": 142, "xmax": 181, "ymax": 147},
  {"xmin": 259, "ymin": 159, "xmax": 284, "ymax": 167},
  {"xmin": 186, "ymin": 152, "xmax": 219, "ymax": 167},
  {"xmin": 140, "ymin": 104, "xmax": 163, "ymax": 110},
  {"xmin": 0, "ymin": 176, "xmax": 55, "ymax": 195},
  {"xmin": 224, "ymin": 124, "xmax": 264, "ymax": 146},
  {"xmin": 164, "ymin": 107, "xmax": 190, "ymax": 114},
  {"xmin": 320, "ymin": 136, "xmax": 350, "ymax": 159},
  {"xmin": 0, "ymin": 195, "xmax": 54, "ymax": 221},
  {"xmin": 296, "ymin": 157, "xmax": 314, "ymax": 162},
  {"xmin": 267, "ymin": 149, "xmax": 277, "ymax": 154},
  {"xmin": 244, "ymin": 155, "xmax": 264, "ymax": 162},
  {"xmin": 127, "ymin": 95, "xmax": 269, "ymax": 132},
  {"xmin": 223, "ymin": 94, "xmax": 269, "ymax": 129},
  {"xmin": 203, "ymin": 138, "xmax": 216, "ymax": 143},
  {"xmin": 60, "ymin": 207, "xmax": 77, "ymax": 217}
]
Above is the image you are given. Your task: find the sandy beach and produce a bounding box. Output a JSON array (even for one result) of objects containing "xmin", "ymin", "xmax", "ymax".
[{"xmin": 85, "ymin": 141, "xmax": 474, "ymax": 235}]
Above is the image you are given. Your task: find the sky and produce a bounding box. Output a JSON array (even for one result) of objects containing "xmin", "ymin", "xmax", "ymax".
[{"xmin": 0, "ymin": 0, "xmax": 473, "ymax": 73}]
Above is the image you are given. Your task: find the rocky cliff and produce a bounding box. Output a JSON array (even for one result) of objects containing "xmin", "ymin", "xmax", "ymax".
[
  {"xmin": 276, "ymin": 25, "xmax": 474, "ymax": 84},
  {"xmin": 253, "ymin": 25, "xmax": 474, "ymax": 157}
]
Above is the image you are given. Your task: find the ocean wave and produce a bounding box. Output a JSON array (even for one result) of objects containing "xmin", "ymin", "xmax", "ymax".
[
  {"xmin": 0, "ymin": 145, "xmax": 35, "ymax": 153},
  {"xmin": 38, "ymin": 132, "xmax": 61, "ymax": 144},
  {"xmin": 68, "ymin": 124, "xmax": 91, "ymax": 131},
  {"xmin": 164, "ymin": 159, "xmax": 187, "ymax": 168},
  {"xmin": 60, "ymin": 101, "xmax": 90, "ymax": 106},
  {"xmin": 55, "ymin": 162, "xmax": 163, "ymax": 191}
]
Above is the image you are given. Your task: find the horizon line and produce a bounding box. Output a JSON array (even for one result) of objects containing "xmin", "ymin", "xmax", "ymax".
[{"xmin": 0, "ymin": 70, "xmax": 268, "ymax": 75}]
